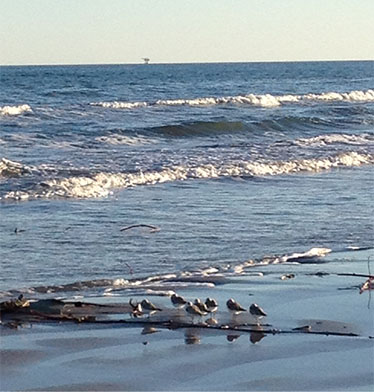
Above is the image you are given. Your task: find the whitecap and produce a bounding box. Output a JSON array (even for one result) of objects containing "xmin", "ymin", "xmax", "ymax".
[
  {"xmin": 90, "ymin": 89, "xmax": 374, "ymax": 110},
  {"xmin": 90, "ymin": 101, "xmax": 147, "ymax": 109},
  {"xmin": 295, "ymin": 133, "xmax": 374, "ymax": 147},
  {"xmin": 0, "ymin": 104, "xmax": 32, "ymax": 116},
  {"xmin": 95, "ymin": 134, "xmax": 154, "ymax": 146}
]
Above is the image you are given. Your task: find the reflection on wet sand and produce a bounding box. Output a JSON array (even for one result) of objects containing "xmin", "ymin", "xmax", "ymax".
[{"xmin": 184, "ymin": 328, "xmax": 201, "ymax": 345}]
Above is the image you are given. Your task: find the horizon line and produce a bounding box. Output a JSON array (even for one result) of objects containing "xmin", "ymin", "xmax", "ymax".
[{"xmin": 1, "ymin": 59, "xmax": 373, "ymax": 67}]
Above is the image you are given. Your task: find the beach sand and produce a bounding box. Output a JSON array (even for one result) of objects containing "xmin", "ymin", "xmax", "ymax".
[{"xmin": 1, "ymin": 249, "xmax": 373, "ymax": 391}]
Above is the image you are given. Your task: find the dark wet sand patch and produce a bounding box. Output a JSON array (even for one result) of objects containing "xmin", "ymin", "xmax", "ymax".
[
  {"xmin": 35, "ymin": 336, "xmax": 125, "ymax": 351},
  {"xmin": 0, "ymin": 348, "xmax": 47, "ymax": 367},
  {"xmin": 31, "ymin": 382, "xmax": 132, "ymax": 391}
]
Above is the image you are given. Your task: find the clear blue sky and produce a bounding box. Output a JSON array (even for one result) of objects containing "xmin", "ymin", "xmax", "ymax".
[{"xmin": 0, "ymin": 0, "xmax": 373, "ymax": 65}]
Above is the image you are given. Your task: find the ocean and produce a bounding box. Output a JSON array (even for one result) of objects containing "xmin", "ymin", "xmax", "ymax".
[{"xmin": 0, "ymin": 61, "xmax": 373, "ymax": 299}]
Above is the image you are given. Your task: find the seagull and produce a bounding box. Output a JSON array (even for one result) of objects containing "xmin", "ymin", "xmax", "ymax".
[
  {"xmin": 249, "ymin": 303, "xmax": 267, "ymax": 317},
  {"xmin": 185, "ymin": 302, "xmax": 207, "ymax": 320},
  {"xmin": 226, "ymin": 298, "xmax": 246, "ymax": 313},
  {"xmin": 193, "ymin": 298, "xmax": 210, "ymax": 313},
  {"xmin": 205, "ymin": 297, "xmax": 218, "ymax": 313},
  {"xmin": 141, "ymin": 299, "xmax": 162, "ymax": 312},
  {"xmin": 171, "ymin": 293, "xmax": 187, "ymax": 308}
]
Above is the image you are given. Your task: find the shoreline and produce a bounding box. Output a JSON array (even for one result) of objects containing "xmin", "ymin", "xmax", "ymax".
[{"xmin": 1, "ymin": 249, "xmax": 373, "ymax": 391}]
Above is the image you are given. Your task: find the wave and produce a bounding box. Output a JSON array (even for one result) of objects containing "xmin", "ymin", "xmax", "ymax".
[
  {"xmin": 101, "ymin": 118, "xmax": 366, "ymax": 140},
  {"xmin": 0, "ymin": 247, "xmax": 331, "ymax": 298},
  {"xmin": 0, "ymin": 104, "xmax": 32, "ymax": 116},
  {"xmin": 91, "ymin": 89, "xmax": 374, "ymax": 110},
  {"xmin": 2, "ymin": 151, "xmax": 373, "ymax": 201},
  {"xmin": 149, "ymin": 121, "xmax": 247, "ymax": 137}
]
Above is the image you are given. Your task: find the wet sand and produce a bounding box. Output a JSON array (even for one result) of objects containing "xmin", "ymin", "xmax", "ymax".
[{"xmin": 1, "ymin": 249, "xmax": 374, "ymax": 391}]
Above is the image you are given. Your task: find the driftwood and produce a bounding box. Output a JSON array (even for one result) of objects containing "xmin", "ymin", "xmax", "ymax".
[
  {"xmin": 1, "ymin": 313, "xmax": 363, "ymax": 338},
  {"xmin": 336, "ymin": 273, "xmax": 374, "ymax": 279},
  {"xmin": 336, "ymin": 269, "xmax": 374, "ymax": 295},
  {"xmin": 0, "ymin": 298, "xmax": 370, "ymax": 339}
]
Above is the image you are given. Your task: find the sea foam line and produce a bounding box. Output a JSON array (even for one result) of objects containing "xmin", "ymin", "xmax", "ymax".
[
  {"xmin": 95, "ymin": 134, "xmax": 155, "ymax": 146},
  {"xmin": 91, "ymin": 89, "xmax": 374, "ymax": 109},
  {"xmin": 3, "ymin": 151, "xmax": 373, "ymax": 201},
  {"xmin": 294, "ymin": 133, "xmax": 374, "ymax": 147},
  {"xmin": 0, "ymin": 104, "xmax": 32, "ymax": 116}
]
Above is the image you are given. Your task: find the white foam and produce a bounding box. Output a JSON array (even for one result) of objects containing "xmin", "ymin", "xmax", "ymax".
[
  {"xmin": 112, "ymin": 278, "xmax": 129, "ymax": 286},
  {"xmin": 95, "ymin": 134, "xmax": 154, "ymax": 146},
  {"xmin": 279, "ymin": 247, "xmax": 332, "ymax": 263},
  {"xmin": 90, "ymin": 101, "xmax": 147, "ymax": 109},
  {"xmin": 295, "ymin": 133, "xmax": 374, "ymax": 147},
  {"xmin": 229, "ymin": 248, "xmax": 332, "ymax": 270},
  {"xmin": 305, "ymin": 89, "xmax": 374, "ymax": 102},
  {"xmin": 90, "ymin": 89, "xmax": 374, "ymax": 110},
  {"xmin": 0, "ymin": 158, "xmax": 34, "ymax": 178},
  {"xmin": 3, "ymin": 151, "xmax": 373, "ymax": 201},
  {"xmin": 0, "ymin": 104, "xmax": 32, "ymax": 116}
]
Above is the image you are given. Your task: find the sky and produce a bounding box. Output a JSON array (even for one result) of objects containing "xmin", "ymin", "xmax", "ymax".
[{"xmin": 0, "ymin": 0, "xmax": 373, "ymax": 65}]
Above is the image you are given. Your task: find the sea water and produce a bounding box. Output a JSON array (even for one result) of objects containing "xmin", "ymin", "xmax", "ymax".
[{"xmin": 0, "ymin": 61, "xmax": 373, "ymax": 297}]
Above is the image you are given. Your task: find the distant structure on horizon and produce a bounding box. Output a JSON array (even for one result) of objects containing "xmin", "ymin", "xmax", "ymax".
[{"xmin": 142, "ymin": 58, "xmax": 150, "ymax": 64}]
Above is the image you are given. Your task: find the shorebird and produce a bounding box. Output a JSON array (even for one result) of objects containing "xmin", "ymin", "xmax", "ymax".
[
  {"xmin": 171, "ymin": 293, "xmax": 187, "ymax": 308},
  {"xmin": 193, "ymin": 298, "xmax": 210, "ymax": 313},
  {"xmin": 249, "ymin": 303, "xmax": 267, "ymax": 317},
  {"xmin": 185, "ymin": 302, "xmax": 207, "ymax": 320},
  {"xmin": 205, "ymin": 297, "xmax": 218, "ymax": 313},
  {"xmin": 14, "ymin": 294, "xmax": 30, "ymax": 308},
  {"xmin": 141, "ymin": 299, "xmax": 162, "ymax": 312},
  {"xmin": 129, "ymin": 298, "xmax": 143, "ymax": 317},
  {"xmin": 226, "ymin": 298, "xmax": 246, "ymax": 313},
  {"xmin": 205, "ymin": 317, "xmax": 218, "ymax": 326}
]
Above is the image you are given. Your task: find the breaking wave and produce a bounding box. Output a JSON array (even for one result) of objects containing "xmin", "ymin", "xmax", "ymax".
[
  {"xmin": 0, "ymin": 104, "xmax": 32, "ymax": 116},
  {"xmin": 91, "ymin": 89, "xmax": 374, "ymax": 110},
  {"xmin": 2, "ymin": 152, "xmax": 373, "ymax": 201}
]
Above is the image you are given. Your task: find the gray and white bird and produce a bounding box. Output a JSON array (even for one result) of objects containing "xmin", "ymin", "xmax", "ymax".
[
  {"xmin": 205, "ymin": 297, "xmax": 218, "ymax": 313},
  {"xmin": 193, "ymin": 298, "xmax": 210, "ymax": 313},
  {"xmin": 171, "ymin": 293, "xmax": 187, "ymax": 308},
  {"xmin": 249, "ymin": 303, "xmax": 267, "ymax": 317},
  {"xmin": 226, "ymin": 298, "xmax": 246, "ymax": 313},
  {"xmin": 185, "ymin": 302, "xmax": 207, "ymax": 319},
  {"xmin": 129, "ymin": 298, "xmax": 143, "ymax": 317},
  {"xmin": 141, "ymin": 299, "xmax": 162, "ymax": 312}
]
